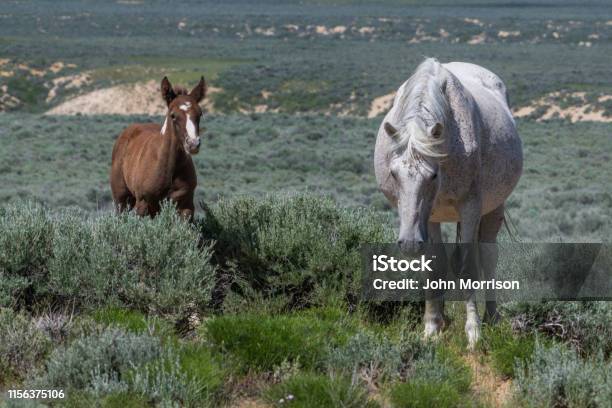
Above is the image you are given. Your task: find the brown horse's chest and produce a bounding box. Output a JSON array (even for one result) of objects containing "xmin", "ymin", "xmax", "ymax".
[{"xmin": 123, "ymin": 148, "xmax": 195, "ymax": 202}]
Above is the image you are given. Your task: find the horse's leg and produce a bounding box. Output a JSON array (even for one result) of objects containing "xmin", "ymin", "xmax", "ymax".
[
  {"xmin": 176, "ymin": 192, "xmax": 195, "ymax": 222},
  {"xmin": 479, "ymin": 204, "xmax": 504, "ymax": 324},
  {"xmin": 134, "ymin": 199, "xmax": 149, "ymax": 217},
  {"xmin": 169, "ymin": 187, "xmax": 195, "ymax": 222},
  {"xmin": 424, "ymin": 221, "xmax": 446, "ymax": 338},
  {"xmin": 148, "ymin": 202, "xmax": 161, "ymax": 218},
  {"xmin": 110, "ymin": 177, "xmax": 133, "ymax": 213},
  {"xmin": 458, "ymin": 199, "xmax": 482, "ymax": 350},
  {"xmin": 127, "ymin": 195, "xmax": 136, "ymax": 211}
]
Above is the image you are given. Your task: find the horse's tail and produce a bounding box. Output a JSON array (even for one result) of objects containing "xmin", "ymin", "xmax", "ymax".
[{"xmin": 503, "ymin": 208, "xmax": 521, "ymax": 242}]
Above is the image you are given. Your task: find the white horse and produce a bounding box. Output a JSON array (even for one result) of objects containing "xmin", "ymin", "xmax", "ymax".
[{"xmin": 374, "ymin": 58, "xmax": 523, "ymax": 349}]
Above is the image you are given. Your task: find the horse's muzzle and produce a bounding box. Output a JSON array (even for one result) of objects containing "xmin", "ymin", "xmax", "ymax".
[
  {"xmin": 187, "ymin": 138, "xmax": 201, "ymax": 154},
  {"xmin": 397, "ymin": 239, "xmax": 426, "ymax": 255}
]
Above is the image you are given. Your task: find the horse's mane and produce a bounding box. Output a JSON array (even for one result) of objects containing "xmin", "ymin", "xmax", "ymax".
[{"xmin": 391, "ymin": 58, "xmax": 450, "ymax": 160}]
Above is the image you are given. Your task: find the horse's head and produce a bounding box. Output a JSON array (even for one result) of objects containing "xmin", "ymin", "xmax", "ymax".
[
  {"xmin": 161, "ymin": 76, "xmax": 207, "ymax": 155},
  {"xmin": 384, "ymin": 119, "xmax": 445, "ymax": 253}
]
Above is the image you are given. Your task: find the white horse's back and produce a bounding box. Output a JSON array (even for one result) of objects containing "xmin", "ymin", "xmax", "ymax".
[
  {"xmin": 441, "ymin": 62, "xmax": 522, "ymax": 216},
  {"xmin": 442, "ymin": 62, "xmax": 511, "ymax": 110}
]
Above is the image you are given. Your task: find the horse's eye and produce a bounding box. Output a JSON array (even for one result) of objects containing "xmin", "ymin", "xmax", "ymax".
[
  {"xmin": 170, "ymin": 112, "xmax": 176, "ymax": 120},
  {"xmin": 431, "ymin": 173, "xmax": 438, "ymax": 180}
]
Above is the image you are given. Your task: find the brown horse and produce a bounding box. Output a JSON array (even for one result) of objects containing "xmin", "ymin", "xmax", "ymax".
[{"xmin": 110, "ymin": 76, "xmax": 206, "ymax": 220}]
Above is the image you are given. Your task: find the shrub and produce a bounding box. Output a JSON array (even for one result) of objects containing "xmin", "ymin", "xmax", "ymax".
[
  {"xmin": 409, "ymin": 347, "xmax": 472, "ymax": 395},
  {"xmin": 34, "ymin": 312, "xmax": 74, "ymax": 344},
  {"xmin": 326, "ymin": 330, "xmax": 431, "ymax": 384},
  {"xmin": 128, "ymin": 350, "xmax": 208, "ymax": 407},
  {"xmin": 198, "ymin": 194, "xmax": 392, "ymax": 310},
  {"xmin": 0, "ymin": 203, "xmax": 52, "ymax": 308},
  {"xmin": 127, "ymin": 343, "xmax": 223, "ymax": 407},
  {"xmin": 204, "ymin": 309, "xmax": 355, "ymax": 371},
  {"xmin": 389, "ymin": 380, "xmax": 461, "ymax": 408},
  {"xmin": 0, "ymin": 203, "xmax": 217, "ymax": 315},
  {"xmin": 514, "ymin": 343, "xmax": 611, "ymax": 408},
  {"xmin": 480, "ymin": 322, "xmax": 535, "ymax": 378},
  {"xmin": 387, "ymin": 346, "xmax": 472, "ymax": 408},
  {"xmin": 0, "ymin": 308, "xmax": 51, "ymax": 381},
  {"xmin": 34, "ymin": 327, "xmax": 162, "ymax": 391},
  {"xmin": 504, "ymin": 301, "xmax": 612, "ymax": 356},
  {"xmin": 264, "ymin": 373, "xmax": 379, "ymax": 408},
  {"xmin": 59, "ymin": 391, "xmax": 149, "ymax": 408}
]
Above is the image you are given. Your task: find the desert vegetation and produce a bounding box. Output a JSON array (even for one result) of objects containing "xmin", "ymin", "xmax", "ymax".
[
  {"xmin": 1, "ymin": 0, "xmax": 611, "ymax": 406},
  {"xmin": 1, "ymin": 195, "xmax": 610, "ymax": 406}
]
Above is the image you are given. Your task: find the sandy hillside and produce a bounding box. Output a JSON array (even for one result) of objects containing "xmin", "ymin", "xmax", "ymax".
[
  {"xmin": 46, "ymin": 81, "xmax": 219, "ymax": 116},
  {"xmin": 514, "ymin": 92, "xmax": 612, "ymax": 123},
  {"xmin": 45, "ymin": 81, "xmax": 612, "ymax": 123}
]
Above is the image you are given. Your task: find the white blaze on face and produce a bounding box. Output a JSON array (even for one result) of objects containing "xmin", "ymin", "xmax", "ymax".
[
  {"xmin": 161, "ymin": 117, "xmax": 168, "ymax": 134},
  {"xmin": 186, "ymin": 115, "xmax": 198, "ymax": 143},
  {"xmin": 179, "ymin": 102, "xmax": 191, "ymax": 111}
]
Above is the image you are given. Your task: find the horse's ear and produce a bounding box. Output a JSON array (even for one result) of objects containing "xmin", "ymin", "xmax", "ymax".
[
  {"xmin": 384, "ymin": 122, "xmax": 398, "ymax": 138},
  {"xmin": 189, "ymin": 76, "xmax": 207, "ymax": 103},
  {"xmin": 161, "ymin": 76, "xmax": 177, "ymax": 106},
  {"xmin": 429, "ymin": 122, "xmax": 444, "ymax": 138}
]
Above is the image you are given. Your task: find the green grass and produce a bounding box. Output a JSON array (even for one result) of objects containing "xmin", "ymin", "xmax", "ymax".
[
  {"xmin": 389, "ymin": 380, "xmax": 462, "ymax": 408},
  {"xmin": 91, "ymin": 306, "xmax": 174, "ymax": 338},
  {"xmin": 177, "ymin": 343, "xmax": 224, "ymax": 393},
  {"xmin": 88, "ymin": 57, "xmax": 248, "ymax": 85},
  {"xmin": 264, "ymin": 372, "xmax": 379, "ymax": 408},
  {"xmin": 389, "ymin": 344, "xmax": 474, "ymax": 408},
  {"xmin": 480, "ymin": 323, "xmax": 536, "ymax": 378},
  {"xmin": 204, "ymin": 310, "xmax": 356, "ymax": 371}
]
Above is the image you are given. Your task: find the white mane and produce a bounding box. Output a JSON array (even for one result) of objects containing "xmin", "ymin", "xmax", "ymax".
[{"xmin": 391, "ymin": 58, "xmax": 450, "ymax": 159}]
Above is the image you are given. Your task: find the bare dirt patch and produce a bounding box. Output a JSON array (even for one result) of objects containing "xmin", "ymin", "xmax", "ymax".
[
  {"xmin": 368, "ymin": 92, "xmax": 395, "ymax": 118},
  {"xmin": 498, "ymin": 30, "xmax": 521, "ymax": 38},
  {"xmin": 46, "ymin": 73, "xmax": 92, "ymax": 103},
  {"xmin": 45, "ymin": 81, "xmax": 221, "ymax": 115},
  {"xmin": 464, "ymin": 354, "xmax": 512, "ymax": 407},
  {"xmin": 0, "ymin": 84, "xmax": 20, "ymax": 111},
  {"xmin": 464, "ymin": 18, "xmax": 485, "ymax": 27},
  {"xmin": 468, "ymin": 32, "xmax": 487, "ymax": 45},
  {"xmin": 48, "ymin": 61, "xmax": 76, "ymax": 74},
  {"xmin": 513, "ymin": 91, "xmax": 612, "ymax": 122},
  {"xmin": 230, "ymin": 398, "xmax": 270, "ymax": 408}
]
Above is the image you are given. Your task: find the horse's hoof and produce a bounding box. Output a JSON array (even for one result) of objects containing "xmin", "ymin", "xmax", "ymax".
[{"xmin": 424, "ymin": 315, "xmax": 445, "ymax": 339}]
